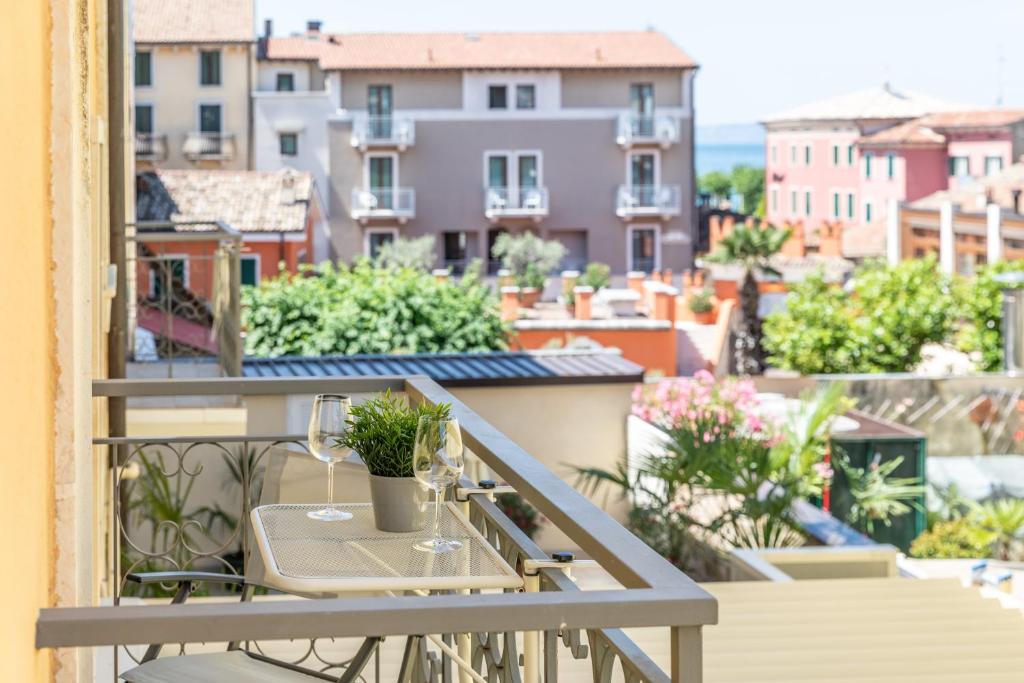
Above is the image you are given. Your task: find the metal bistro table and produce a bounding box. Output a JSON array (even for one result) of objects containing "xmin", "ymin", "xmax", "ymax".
[{"xmin": 250, "ymin": 502, "xmax": 524, "ymax": 681}]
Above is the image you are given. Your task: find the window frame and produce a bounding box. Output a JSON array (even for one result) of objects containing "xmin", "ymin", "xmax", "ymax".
[
  {"xmin": 804, "ymin": 188, "xmax": 812, "ymax": 216},
  {"xmin": 886, "ymin": 153, "xmax": 896, "ymax": 180},
  {"xmin": 515, "ymin": 84, "xmax": 536, "ymax": 110},
  {"xmin": 240, "ymin": 254, "xmax": 261, "ymax": 287},
  {"xmin": 804, "ymin": 144, "xmax": 812, "ymax": 166},
  {"xmin": 846, "ymin": 191, "xmax": 856, "ymax": 220},
  {"xmin": 279, "ymin": 132, "xmax": 298, "ymax": 156},
  {"xmin": 148, "ymin": 254, "xmax": 189, "ymax": 298},
  {"xmin": 864, "ymin": 152, "xmax": 873, "ymax": 179},
  {"xmin": 831, "ymin": 144, "xmax": 840, "ymax": 167},
  {"xmin": 363, "ymin": 227, "xmax": 399, "ymax": 259},
  {"xmin": 984, "ymin": 155, "xmax": 1004, "ymax": 177},
  {"xmin": 135, "ymin": 103, "xmax": 154, "ymax": 134},
  {"xmin": 864, "ymin": 199, "xmax": 874, "ymax": 223},
  {"xmin": 626, "ymin": 223, "xmax": 661, "ymax": 273},
  {"xmin": 948, "ymin": 156, "xmax": 969, "ymax": 178},
  {"xmin": 488, "ymin": 85, "xmax": 508, "ymax": 110},
  {"xmin": 135, "ymin": 50, "xmax": 153, "ymax": 87},
  {"xmin": 275, "ymin": 72, "xmax": 295, "ymax": 92},
  {"xmin": 847, "ymin": 145, "xmax": 855, "ymax": 166},
  {"xmin": 199, "ymin": 49, "xmax": 222, "ymax": 86}
]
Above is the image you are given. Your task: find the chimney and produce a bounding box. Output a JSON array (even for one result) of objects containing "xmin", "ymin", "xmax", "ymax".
[
  {"xmin": 573, "ymin": 286, "xmax": 594, "ymax": 320},
  {"xmin": 307, "ymin": 20, "xmax": 322, "ymax": 35},
  {"xmin": 279, "ymin": 170, "xmax": 296, "ymax": 204},
  {"xmin": 500, "ymin": 287, "xmax": 520, "ymax": 322},
  {"xmin": 263, "ymin": 19, "xmax": 273, "ymax": 39},
  {"xmin": 779, "ymin": 221, "xmax": 804, "ymax": 257},
  {"xmin": 1013, "ymin": 189, "xmax": 1022, "ymax": 215},
  {"xmin": 818, "ymin": 222, "xmax": 843, "ymax": 258}
]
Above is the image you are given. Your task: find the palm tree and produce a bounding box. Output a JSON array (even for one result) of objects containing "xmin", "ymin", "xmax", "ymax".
[{"xmin": 706, "ymin": 223, "xmax": 792, "ymax": 374}]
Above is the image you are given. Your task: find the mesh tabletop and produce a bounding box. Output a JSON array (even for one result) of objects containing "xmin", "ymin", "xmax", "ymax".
[{"xmin": 251, "ymin": 503, "xmax": 523, "ymax": 594}]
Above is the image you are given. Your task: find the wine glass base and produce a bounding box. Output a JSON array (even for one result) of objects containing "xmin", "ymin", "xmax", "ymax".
[
  {"xmin": 307, "ymin": 507, "xmax": 353, "ymax": 522},
  {"xmin": 414, "ymin": 538, "xmax": 463, "ymax": 554}
]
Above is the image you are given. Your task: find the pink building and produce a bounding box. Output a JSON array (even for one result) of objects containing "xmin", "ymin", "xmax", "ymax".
[{"xmin": 762, "ymin": 85, "xmax": 1024, "ymax": 259}]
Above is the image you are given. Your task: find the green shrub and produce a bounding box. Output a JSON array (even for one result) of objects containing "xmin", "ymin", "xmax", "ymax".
[
  {"xmin": 490, "ymin": 232, "xmax": 566, "ymax": 289},
  {"xmin": 764, "ymin": 257, "xmax": 958, "ymax": 374},
  {"xmin": 242, "ymin": 261, "xmax": 508, "ymax": 357},
  {"xmin": 957, "ymin": 261, "xmax": 1024, "ymax": 371},
  {"xmin": 341, "ymin": 391, "xmax": 451, "ymax": 478},
  {"xmin": 910, "ymin": 518, "xmax": 990, "ymax": 559},
  {"xmin": 688, "ymin": 289, "xmax": 713, "ymax": 314},
  {"xmin": 579, "ymin": 262, "xmax": 611, "ymax": 291},
  {"xmin": 373, "ymin": 235, "xmax": 437, "ymax": 271}
]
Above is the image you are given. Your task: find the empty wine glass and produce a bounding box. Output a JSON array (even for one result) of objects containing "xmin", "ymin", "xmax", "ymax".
[
  {"xmin": 412, "ymin": 416, "xmax": 464, "ymax": 553},
  {"xmin": 307, "ymin": 394, "xmax": 354, "ymax": 521}
]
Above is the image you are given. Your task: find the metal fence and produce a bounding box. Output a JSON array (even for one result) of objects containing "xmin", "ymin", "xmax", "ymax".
[{"xmin": 37, "ymin": 376, "xmax": 716, "ymax": 682}]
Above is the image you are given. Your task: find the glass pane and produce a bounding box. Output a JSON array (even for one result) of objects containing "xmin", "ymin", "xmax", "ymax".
[
  {"xmin": 280, "ymin": 134, "xmax": 297, "ymax": 156},
  {"xmin": 368, "ymin": 232, "xmax": 394, "ymax": 258},
  {"xmin": 516, "ymin": 85, "xmax": 535, "ymax": 109},
  {"xmin": 134, "ymin": 52, "xmax": 151, "ymax": 86},
  {"xmin": 200, "ymin": 105, "xmax": 221, "ymax": 133},
  {"xmin": 629, "ymin": 83, "xmax": 654, "ymax": 115},
  {"xmin": 200, "ymin": 51, "xmax": 221, "ymax": 85},
  {"xmin": 135, "ymin": 105, "xmax": 153, "ymax": 134},
  {"xmin": 368, "ymin": 85, "xmax": 392, "ymax": 117},
  {"xmin": 241, "ymin": 258, "xmax": 259, "ymax": 287},
  {"xmin": 153, "ymin": 258, "xmax": 186, "ymax": 299},
  {"xmin": 518, "ymin": 155, "xmax": 538, "ymax": 188},
  {"xmin": 488, "ymin": 85, "xmax": 507, "ymax": 109},
  {"xmin": 276, "ymin": 73, "xmax": 294, "ymax": 91},
  {"xmin": 488, "ymin": 156, "xmax": 508, "ymax": 188},
  {"xmin": 631, "ymin": 229, "xmax": 656, "ymax": 272}
]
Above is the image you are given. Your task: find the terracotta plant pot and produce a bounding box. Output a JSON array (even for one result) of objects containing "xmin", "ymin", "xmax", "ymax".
[
  {"xmin": 693, "ymin": 310, "xmax": 715, "ymax": 325},
  {"xmin": 519, "ymin": 287, "xmax": 541, "ymax": 308},
  {"xmin": 368, "ymin": 474, "xmax": 428, "ymax": 532}
]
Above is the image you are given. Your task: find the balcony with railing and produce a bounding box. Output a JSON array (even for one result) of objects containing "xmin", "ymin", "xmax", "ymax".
[
  {"xmin": 183, "ymin": 132, "xmax": 237, "ymax": 161},
  {"xmin": 484, "ymin": 186, "xmax": 550, "ymax": 222},
  {"xmin": 135, "ymin": 133, "xmax": 167, "ymax": 161},
  {"xmin": 36, "ymin": 376, "xmax": 715, "ymax": 682},
  {"xmin": 350, "ymin": 187, "xmax": 416, "ymax": 223},
  {"xmin": 350, "ymin": 116, "xmax": 416, "ymax": 151},
  {"xmin": 616, "ymin": 113, "xmax": 681, "ymax": 148},
  {"xmin": 616, "ymin": 184, "xmax": 683, "ymax": 219}
]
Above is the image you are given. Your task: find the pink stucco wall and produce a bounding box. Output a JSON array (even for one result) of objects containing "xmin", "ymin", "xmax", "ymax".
[{"xmin": 946, "ymin": 132, "xmax": 1013, "ymax": 189}]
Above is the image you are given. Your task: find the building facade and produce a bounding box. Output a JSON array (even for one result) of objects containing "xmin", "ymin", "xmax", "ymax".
[
  {"xmin": 132, "ymin": 0, "xmax": 255, "ymax": 170},
  {"xmin": 254, "ymin": 26, "xmax": 699, "ymax": 274}
]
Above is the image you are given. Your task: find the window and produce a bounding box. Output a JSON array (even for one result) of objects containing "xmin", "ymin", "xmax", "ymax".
[
  {"xmin": 279, "ymin": 132, "xmax": 297, "ymax": 156},
  {"xmin": 366, "ymin": 155, "xmax": 396, "ymax": 208},
  {"xmin": 864, "ymin": 200, "xmax": 874, "ymax": 223},
  {"xmin": 804, "ymin": 190, "xmax": 812, "ymax": 216},
  {"xmin": 847, "ymin": 145, "xmax": 855, "ymax": 166},
  {"xmin": 790, "ymin": 189, "xmax": 798, "ymax": 214},
  {"xmin": 488, "ymin": 85, "xmax": 507, "ymax": 109},
  {"xmin": 628, "ymin": 226, "xmax": 659, "ymax": 272},
  {"xmin": 887, "ymin": 154, "xmax": 896, "ymax": 179},
  {"xmin": 135, "ymin": 104, "xmax": 153, "ymax": 134},
  {"xmin": 770, "ymin": 187, "xmax": 779, "ymax": 212},
  {"xmin": 200, "ymin": 50, "xmax": 221, "ymax": 86},
  {"xmin": 365, "ymin": 229, "xmax": 397, "ymax": 258},
  {"xmin": 199, "ymin": 104, "xmax": 222, "ymax": 133},
  {"xmin": 790, "ymin": 145, "xmax": 797, "ymax": 164},
  {"xmin": 832, "ymin": 145, "xmax": 840, "ymax": 166},
  {"xmin": 485, "ymin": 151, "xmax": 543, "ymax": 206},
  {"xmin": 150, "ymin": 257, "xmax": 186, "ymax": 298},
  {"xmin": 846, "ymin": 192, "xmax": 855, "ymax": 220},
  {"xmin": 948, "ymin": 156, "xmax": 969, "ymax": 177},
  {"xmin": 804, "ymin": 144, "xmax": 812, "ymax": 165},
  {"xmin": 443, "ymin": 232, "xmax": 468, "ymax": 272},
  {"xmin": 275, "ymin": 73, "xmax": 295, "ymax": 92},
  {"xmin": 831, "ymin": 191, "xmax": 841, "ymax": 219},
  {"xmin": 985, "ymin": 156, "xmax": 1004, "ymax": 176},
  {"xmin": 770, "ymin": 145, "xmax": 778, "ymax": 164},
  {"xmin": 240, "ymin": 256, "xmax": 260, "ymax": 287},
  {"xmin": 135, "ymin": 51, "xmax": 152, "ymax": 87},
  {"xmin": 515, "ymin": 84, "xmax": 536, "ymax": 110},
  {"xmin": 864, "ymin": 152, "xmax": 873, "ymax": 179}
]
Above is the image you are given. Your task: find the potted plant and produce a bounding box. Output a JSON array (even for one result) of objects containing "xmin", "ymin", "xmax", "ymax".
[
  {"xmin": 341, "ymin": 390, "xmax": 452, "ymax": 532},
  {"xmin": 490, "ymin": 233, "xmax": 567, "ymax": 308},
  {"xmin": 518, "ymin": 263, "xmax": 546, "ymax": 308},
  {"xmin": 688, "ymin": 289, "xmax": 715, "ymax": 324}
]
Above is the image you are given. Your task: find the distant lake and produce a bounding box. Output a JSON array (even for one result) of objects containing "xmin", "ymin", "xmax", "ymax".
[{"xmin": 696, "ymin": 143, "xmax": 764, "ymax": 176}]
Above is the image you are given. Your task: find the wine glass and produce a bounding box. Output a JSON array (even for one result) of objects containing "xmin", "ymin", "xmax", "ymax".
[
  {"xmin": 412, "ymin": 416, "xmax": 464, "ymax": 553},
  {"xmin": 307, "ymin": 394, "xmax": 354, "ymax": 521}
]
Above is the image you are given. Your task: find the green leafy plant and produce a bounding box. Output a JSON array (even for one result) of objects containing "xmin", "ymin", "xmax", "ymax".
[
  {"xmin": 373, "ymin": 235, "xmax": 437, "ymax": 271},
  {"xmin": 730, "ymin": 164, "xmax": 764, "ymax": 215},
  {"xmin": 341, "ymin": 390, "xmax": 451, "ymax": 478},
  {"xmin": 836, "ymin": 454, "xmax": 924, "ymax": 535},
  {"xmin": 688, "ymin": 289, "xmax": 713, "ymax": 314},
  {"xmin": 242, "ymin": 261, "xmax": 508, "ymax": 357},
  {"xmin": 956, "ymin": 260, "xmax": 1024, "ymax": 371},
  {"xmin": 698, "ymin": 170, "xmax": 732, "ymax": 200},
  {"xmin": 706, "ymin": 223, "xmax": 792, "ymax": 374},
  {"xmin": 579, "ymin": 262, "xmax": 611, "ymax": 291},
  {"xmin": 764, "ymin": 257, "xmax": 958, "ymax": 374},
  {"xmin": 490, "ymin": 232, "xmax": 566, "ymax": 289},
  {"xmin": 910, "ymin": 518, "xmax": 991, "ymax": 559},
  {"xmin": 970, "ymin": 498, "xmax": 1024, "ymax": 561}
]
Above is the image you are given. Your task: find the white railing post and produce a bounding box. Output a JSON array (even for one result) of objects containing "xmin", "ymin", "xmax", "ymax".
[
  {"xmin": 939, "ymin": 200, "xmax": 955, "ymax": 274},
  {"xmin": 987, "ymin": 203, "xmax": 1003, "ymax": 265},
  {"xmin": 671, "ymin": 626, "xmax": 703, "ymax": 683}
]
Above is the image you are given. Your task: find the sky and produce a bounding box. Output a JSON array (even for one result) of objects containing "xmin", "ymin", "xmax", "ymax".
[{"xmin": 256, "ymin": 0, "xmax": 1024, "ymax": 127}]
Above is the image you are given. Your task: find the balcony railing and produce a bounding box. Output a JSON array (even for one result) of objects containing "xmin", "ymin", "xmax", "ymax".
[
  {"xmin": 350, "ymin": 187, "xmax": 416, "ymax": 222},
  {"xmin": 616, "ymin": 113, "xmax": 681, "ymax": 148},
  {"xmin": 135, "ymin": 133, "xmax": 167, "ymax": 161},
  {"xmin": 350, "ymin": 116, "xmax": 416, "ymax": 150},
  {"xmin": 616, "ymin": 184, "xmax": 683, "ymax": 218},
  {"xmin": 183, "ymin": 132, "xmax": 237, "ymax": 161},
  {"xmin": 38, "ymin": 376, "xmax": 715, "ymax": 682},
  {"xmin": 484, "ymin": 186, "xmax": 550, "ymax": 222}
]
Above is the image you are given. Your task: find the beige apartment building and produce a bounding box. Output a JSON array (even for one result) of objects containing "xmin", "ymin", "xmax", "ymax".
[
  {"xmin": 133, "ymin": 0, "xmax": 255, "ymax": 170},
  {"xmin": 255, "ymin": 26, "xmax": 699, "ymax": 273}
]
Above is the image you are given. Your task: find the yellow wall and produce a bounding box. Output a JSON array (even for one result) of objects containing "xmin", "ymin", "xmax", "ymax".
[{"xmin": 0, "ymin": 3, "xmax": 57, "ymax": 679}]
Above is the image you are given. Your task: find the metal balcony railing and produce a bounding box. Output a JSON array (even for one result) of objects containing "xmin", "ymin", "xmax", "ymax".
[
  {"xmin": 38, "ymin": 376, "xmax": 716, "ymax": 682},
  {"xmin": 616, "ymin": 113, "xmax": 681, "ymax": 148},
  {"xmin": 484, "ymin": 186, "xmax": 550, "ymax": 222},
  {"xmin": 351, "ymin": 116, "xmax": 416, "ymax": 150},
  {"xmin": 350, "ymin": 187, "xmax": 416, "ymax": 222},
  {"xmin": 183, "ymin": 132, "xmax": 237, "ymax": 161},
  {"xmin": 135, "ymin": 133, "xmax": 167, "ymax": 161},
  {"xmin": 616, "ymin": 184, "xmax": 683, "ymax": 218}
]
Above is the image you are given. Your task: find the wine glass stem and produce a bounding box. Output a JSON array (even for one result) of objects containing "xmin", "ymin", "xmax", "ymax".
[
  {"xmin": 327, "ymin": 461, "xmax": 335, "ymax": 510},
  {"xmin": 433, "ymin": 485, "xmax": 445, "ymax": 545}
]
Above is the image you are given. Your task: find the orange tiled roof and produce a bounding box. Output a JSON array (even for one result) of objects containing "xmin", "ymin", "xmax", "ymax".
[
  {"xmin": 918, "ymin": 109, "xmax": 1024, "ymax": 129},
  {"xmin": 133, "ymin": 0, "xmax": 254, "ymax": 44},
  {"xmin": 266, "ymin": 31, "xmax": 696, "ymax": 71},
  {"xmin": 135, "ymin": 169, "xmax": 313, "ymax": 233},
  {"xmin": 911, "ymin": 162, "xmax": 1024, "ymax": 213},
  {"xmin": 858, "ymin": 119, "xmax": 946, "ymax": 147}
]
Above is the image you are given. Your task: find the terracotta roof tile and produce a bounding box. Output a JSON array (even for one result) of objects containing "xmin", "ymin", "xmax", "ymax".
[
  {"xmin": 266, "ymin": 31, "xmax": 695, "ymax": 70},
  {"xmin": 133, "ymin": 0, "xmax": 253, "ymax": 44},
  {"xmin": 136, "ymin": 169, "xmax": 313, "ymax": 232},
  {"xmin": 858, "ymin": 119, "xmax": 946, "ymax": 147},
  {"xmin": 918, "ymin": 109, "xmax": 1024, "ymax": 129},
  {"xmin": 911, "ymin": 162, "xmax": 1024, "ymax": 214},
  {"xmin": 763, "ymin": 84, "xmax": 966, "ymax": 124}
]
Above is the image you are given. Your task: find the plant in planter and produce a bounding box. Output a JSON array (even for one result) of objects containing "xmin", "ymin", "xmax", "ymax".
[
  {"xmin": 566, "ymin": 262, "xmax": 611, "ymax": 306},
  {"xmin": 491, "ymin": 232, "xmax": 566, "ymax": 306},
  {"xmin": 688, "ymin": 289, "xmax": 715, "ymax": 323},
  {"xmin": 341, "ymin": 391, "xmax": 452, "ymax": 531}
]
